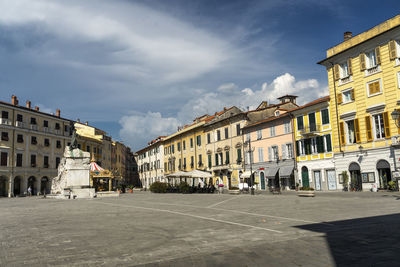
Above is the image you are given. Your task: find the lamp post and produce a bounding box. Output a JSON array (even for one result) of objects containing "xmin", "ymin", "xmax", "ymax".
[
  {"xmin": 391, "ymin": 109, "xmax": 400, "ymax": 128},
  {"xmin": 244, "ymin": 138, "xmax": 255, "ymax": 195}
]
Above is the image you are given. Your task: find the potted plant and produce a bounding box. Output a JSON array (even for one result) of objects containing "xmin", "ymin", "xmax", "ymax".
[
  {"xmin": 297, "ymin": 186, "xmax": 315, "ymax": 197},
  {"xmin": 127, "ymin": 185, "xmax": 134, "ymax": 193},
  {"xmin": 116, "ymin": 184, "xmax": 123, "ymax": 194}
]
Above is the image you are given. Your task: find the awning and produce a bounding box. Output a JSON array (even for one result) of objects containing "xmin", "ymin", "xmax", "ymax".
[
  {"xmin": 265, "ymin": 167, "xmax": 279, "ymax": 178},
  {"xmin": 186, "ymin": 169, "xmax": 213, "ymax": 178},
  {"xmin": 241, "ymin": 171, "xmax": 255, "ymax": 179},
  {"xmin": 90, "ymin": 161, "xmax": 104, "ymax": 172},
  {"xmin": 166, "ymin": 171, "xmax": 190, "ymax": 178},
  {"xmin": 279, "ymin": 166, "xmax": 294, "ymax": 178}
]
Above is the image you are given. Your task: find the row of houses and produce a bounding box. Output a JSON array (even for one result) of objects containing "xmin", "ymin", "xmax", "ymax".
[
  {"xmin": 137, "ymin": 15, "xmax": 400, "ymax": 192},
  {"xmin": 0, "ymin": 96, "xmax": 138, "ymax": 197}
]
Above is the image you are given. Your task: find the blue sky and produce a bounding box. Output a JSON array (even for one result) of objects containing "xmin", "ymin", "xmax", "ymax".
[{"xmin": 0, "ymin": 0, "xmax": 399, "ymax": 151}]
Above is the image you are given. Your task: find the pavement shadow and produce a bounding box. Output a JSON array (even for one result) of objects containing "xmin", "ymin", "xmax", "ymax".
[{"xmin": 295, "ymin": 213, "xmax": 400, "ymax": 267}]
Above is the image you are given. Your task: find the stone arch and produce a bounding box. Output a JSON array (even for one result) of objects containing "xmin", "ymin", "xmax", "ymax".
[
  {"xmin": 14, "ymin": 176, "xmax": 22, "ymax": 196},
  {"xmin": 40, "ymin": 176, "xmax": 50, "ymax": 194},
  {"xmin": 28, "ymin": 176, "xmax": 37, "ymax": 195}
]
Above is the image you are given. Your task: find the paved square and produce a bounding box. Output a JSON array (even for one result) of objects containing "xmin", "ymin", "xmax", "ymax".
[{"xmin": 1, "ymin": 192, "xmax": 399, "ymax": 266}]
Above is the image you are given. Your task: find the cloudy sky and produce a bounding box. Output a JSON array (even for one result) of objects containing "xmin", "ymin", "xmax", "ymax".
[{"xmin": 0, "ymin": 0, "xmax": 398, "ymax": 150}]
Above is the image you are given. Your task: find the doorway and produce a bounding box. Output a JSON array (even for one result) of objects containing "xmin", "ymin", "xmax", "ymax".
[
  {"xmin": 314, "ymin": 171, "xmax": 322, "ymax": 191},
  {"xmin": 349, "ymin": 162, "xmax": 362, "ymax": 191},
  {"xmin": 260, "ymin": 172, "xmax": 265, "ymax": 190},
  {"xmin": 0, "ymin": 176, "xmax": 6, "ymax": 197},
  {"xmin": 41, "ymin": 177, "xmax": 50, "ymax": 194},
  {"xmin": 326, "ymin": 170, "xmax": 337, "ymax": 190},
  {"xmin": 14, "ymin": 176, "xmax": 21, "ymax": 196},
  {"xmin": 377, "ymin": 160, "xmax": 392, "ymax": 189},
  {"xmin": 28, "ymin": 176, "xmax": 36, "ymax": 195},
  {"xmin": 301, "ymin": 166, "xmax": 309, "ymax": 188}
]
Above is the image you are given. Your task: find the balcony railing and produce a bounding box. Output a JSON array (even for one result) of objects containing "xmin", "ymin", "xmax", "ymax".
[
  {"xmin": 15, "ymin": 121, "xmax": 26, "ymax": 128},
  {"xmin": 0, "ymin": 118, "xmax": 12, "ymax": 126},
  {"xmin": 299, "ymin": 124, "xmax": 321, "ymax": 135}
]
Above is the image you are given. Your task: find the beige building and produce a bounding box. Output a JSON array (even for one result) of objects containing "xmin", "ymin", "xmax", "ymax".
[
  {"xmin": 0, "ymin": 95, "xmax": 72, "ymax": 197},
  {"xmin": 137, "ymin": 136, "xmax": 164, "ymax": 188}
]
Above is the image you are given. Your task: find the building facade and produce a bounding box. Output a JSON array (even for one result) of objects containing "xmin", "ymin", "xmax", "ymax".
[
  {"xmin": 0, "ymin": 96, "xmax": 72, "ymax": 197},
  {"xmin": 137, "ymin": 136, "xmax": 164, "ymax": 189},
  {"xmin": 319, "ymin": 15, "xmax": 400, "ymax": 190},
  {"xmin": 292, "ymin": 96, "xmax": 336, "ymax": 191}
]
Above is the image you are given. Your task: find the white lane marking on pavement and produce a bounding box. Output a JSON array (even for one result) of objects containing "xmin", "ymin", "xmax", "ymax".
[
  {"xmin": 131, "ymin": 201, "xmax": 334, "ymax": 226},
  {"xmin": 206, "ymin": 197, "xmax": 239, "ymax": 208},
  {"xmin": 97, "ymin": 201, "xmax": 283, "ymax": 234}
]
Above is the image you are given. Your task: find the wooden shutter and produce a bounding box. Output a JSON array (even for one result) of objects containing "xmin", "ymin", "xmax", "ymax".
[
  {"xmin": 375, "ymin": 47, "xmax": 381, "ymax": 65},
  {"xmin": 339, "ymin": 122, "xmax": 346, "ymax": 145},
  {"xmin": 359, "ymin": 53, "xmax": 366, "ymax": 71},
  {"xmin": 334, "ymin": 64, "xmax": 340, "ymax": 80},
  {"xmin": 368, "ymin": 81, "xmax": 380, "ymax": 95},
  {"xmin": 365, "ymin": 116, "xmax": 373, "ymax": 141},
  {"xmin": 389, "ymin": 40, "xmax": 397, "ymax": 60},
  {"xmin": 281, "ymin": 144, "xmax": 286, "ymax": 159},
  {"xmin": 350, "ymin": 89, "xmax": 355, "ymax": 100},
  {"xmin": 354, "ymin": 118, "xmax": 361, "ymax": 143},
  {"xmin": 383, "ymin": 112, "xmax": 391, "ymax": 138},
  {"xmin": 347, "ymin": 58, "xmax": 353, "ymax": 75},
  {"xmin": 295, "ymin": 141, "xmax": 300, "ymax": 156},
  {"xmin": 325, "ymin": 134, "xmax": 332, "ymax": 152},
  {"xmin": 337, "ymin": 93, "xmax": 343, "ymax": 104}
]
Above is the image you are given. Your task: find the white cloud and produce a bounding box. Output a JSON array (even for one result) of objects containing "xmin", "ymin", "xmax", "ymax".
[
  {"xmin": 119, "ymin": 112, "xmax": 180, "ymax": 150},
  {"xmin": 0, "ymin": 0, "xmax": 232, "ymax": 84}
]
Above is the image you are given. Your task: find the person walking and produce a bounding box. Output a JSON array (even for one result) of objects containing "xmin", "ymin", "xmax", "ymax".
[{"xmin": 27, "ymin": 186, "xmax": 32, "ymax": 197}]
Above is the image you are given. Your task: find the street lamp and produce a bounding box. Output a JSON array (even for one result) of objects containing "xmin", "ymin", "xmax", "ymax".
[
  {"xmin": 391, "ymin": 109, "xmax": 400, "ymax": 128},
  {"xmin": 244, "ymin": 139, "xmax": 255, "ymax": 195}
]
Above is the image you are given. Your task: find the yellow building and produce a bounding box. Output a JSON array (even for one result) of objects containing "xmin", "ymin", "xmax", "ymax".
[
  {"xmin": 74, "ymin": 122, "xmax": 105, "ymax": 166},
  {"xmin": 291, "ymin": 96, "xmax": 336, "ymax": 190},
  {"xmin": 0, "ymin": 95, "xmax": 71, "ymax": 197},
  {"xmin": 112, "ymin": 141, "xmax": 127, "ymax": 184},
  {"xmin": 163, "ymin": 115, "xmax": 209, "ymax": 184},
  {"xmin": 319, "ymin": 15, "xmax": 400, "ymax": 190}
]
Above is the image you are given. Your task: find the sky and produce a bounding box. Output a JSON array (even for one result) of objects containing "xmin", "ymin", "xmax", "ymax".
[{"xmin": 0, "ymin": 0, "xmax": 399, "ymax": 151}]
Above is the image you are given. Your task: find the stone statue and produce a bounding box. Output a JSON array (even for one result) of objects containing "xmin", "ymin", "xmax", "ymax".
[{"xmin": 69, "ymin": 121, "xmax": 79, "ymax": 150}]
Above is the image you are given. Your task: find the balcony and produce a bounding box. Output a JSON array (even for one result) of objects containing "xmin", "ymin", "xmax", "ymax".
[
  {"xmin": 366, "ymin": 65, "xmax": 380, "ymax": 76},
  {"xmin": 43, "ymin": 127, "xmax": 53, "ymax": 134},
  {"xmin": 0, "ymin": 118, "xmax": 12, "ymax": 126},
  {"xmin": 15, "ymin": 121, "xmax": 26, "ymax": 128},
  {"xmin": 299, "ymin": 124, "xmax": 321, "ymax": 136},
  {"xmin": 391, "ymin": 135, "xmax": 400, "ymax": 147},
  {"xmin": 54, "ymin": 130, "xmax": 61, "ymax": 135},
  {"xmin": 30, "ymin": 124, "xmax": 38, "ymax": 131}
]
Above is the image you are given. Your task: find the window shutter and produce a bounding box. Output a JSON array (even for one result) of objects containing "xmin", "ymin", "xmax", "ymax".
[
  {"xmin": 359, "ymin": 53, "xmax": 366, "ymax": 71},
  {"xmin": 383, "ymin": 112, "xmax": 391, "ymax": 138},
  {"xmin": 295, "ymin": 141, "xmax": 300, "ymax": 156},
  {"xmin": 226, "ymin": 151, "xmax": 230, "ymax": 164},
  {"xmin": 316, "ymin": 136, "xmax": 324, "ymax": 153},
  {"xmin": 337, "ymin": 93, "xmax": 343, "ymax": 104},
  {"xmin": 350, "ymin": 89, "xmax": 355, "ymax": 100},
  {"xmin": 389, "ymin": 40, "xmax": 397, "ymax": 60},
  {"xmin": 375, "ymin": 47, "xmax": 381, "ymax": 65},
  {"xmin": 325, "ymin": 134, "xmax": 332, "ymax": 152},
  {"xmin": 365, "ymin": 116, "xmax": 373, "ymax": 141},
  {"xmin": 339, "ymin": 122, "xmax": 346, "ymax": 145},
  {"xmin": 281, "ymin": 144, "xmax": 286, "ymax": 159},
  {"xmin": 347, "ymin": 58, "xmax": 353, "ymax": 75},
  {"xmin": 398, "ymin": 109, "xmax": 400, "ymax": 135},
  {"xmin": 354, "ymin": 118, "xmax": 361, "ymax": 143},
  {"xmin": 268, "ymin": 147, "xmax": 272, "ymax": 161},
  {"xmin": 334, "ymin": 64, "xmax": 340, "ymax": 80}
]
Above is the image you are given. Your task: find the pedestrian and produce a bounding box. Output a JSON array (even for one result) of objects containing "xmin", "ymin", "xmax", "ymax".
[{"xmin": 27, "ymin": 186, "xmax": 32, "ymax": 197}]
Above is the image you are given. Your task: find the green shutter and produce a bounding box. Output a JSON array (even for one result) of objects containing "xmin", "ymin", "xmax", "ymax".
[
  {"xmin": 316, "ymin": 136, "xmax": 324, "ymax": 153},
  {"xmin": 208, "ymin": 155, "xmax": 212, "ymax": 168},
  {"xmin": 226, "ymin": 151, "xmax": 229, "ymax": 164},
  {"xmin": 326, "ymin": 134, "xmax": 332, "ymax": 152},
  {"xmin": 215, "ymin": 154, "xmax": 218, "ymax": 166},
  {"xmin": 237, "ymin": 148, "xmax": 242, "ymax": 162},
  {"xmin": 296, "ymin": 141, "xmax": 300, "ymax": 156}
]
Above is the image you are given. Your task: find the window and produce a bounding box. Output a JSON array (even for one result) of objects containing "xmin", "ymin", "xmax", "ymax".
[
  {"xmin": 373, "ymin": 113, "xmax": 385, "ymax": 139},
  {"xmin": 284, "ymin": 121, "xmax": 291, "ymax": 134},
  {"xmin": 183, "ymin": 158, "xmax": 186, "ymax": 168},
  {"xmin": 343, "ymin": 90, "xmax": 353, "ymax": 103},
  {"xmin": 286, "ymin": 143, "xmax": 293, "ymax": 159},
  {"xmin": 321, "ymin": 109, "xmax": 330, "ymax": 125},
  {"xmin": 246, "ymin": 133, "xmax": 250, "ymax": 142},
  {"xmin": 325, "ymin": 134, "xmax": 332, "ymax": 152},
  {"xmin": 43, "ymin": 120, "xmax": 49, "ymax": 127},
  {"xmin": 367, "ymin": 80, "xmax": 381, "ymax": 96},
  {"xmin": 177, "ymin": 142, "xmax": 181, "ymax": 151},
  {"xmin": 308, "ymin": 113, "xmax": 316, "ymax": 131},
  {"xmin": 236, "ymin": 124, "xmax": 241, "ymax": 136},
  {"xmin": 44, "ymin": 138, "xmax": 50, "ymax": 147},
  {"xmin": 16, "ymin": 153, "xmax": 23, "ymax": 167},
  {"xmin": 340, "ymin": 61, "xmax": 349, "ymax": 78},
  {"xmin": 271, "ymin": 146, "xmax": 278, "ymax": 160},
  {"xmin": 31, "ymin": 136, "xmax": 37, "ymax": 145},
  {"xmin": 398, "ymin": 72, "xmax": 400, "ymax": 89},
  {"xmin": 55, "ymin": 123, "xmax": 60, "ymax": 130},
  {"xmin": 270, "ymin": 126, "xmax": 276, "ymax": 137},
  {"xmin": 1, "ymin": 111, "xmax": 8, "ymax": 119},
  {"xmin": 94, "ymin": 147, "xmax": 97, "ymax": 154},
  {"xmin": 198, "ymin": 154, "xmax": 202, "ymax": 165},
  {"xmin": 346, "ymin": 120, "xmax": 356, "ymax": 144},
  {"xmin": 190, "ymin": 156, "xmax": 194, "ymax": 168},
  {"xmin": 64, "ymin": 125, "xmax": 69, "ymax": 132},
  {"xmin": 297, "ymin": 116, "xmax": 304, "ymax": 130},
  {"xmin": 237, "ymin": 148, "xmax": 242, "ymax": 163},
  {"xmin": 0, "ymin": 152, "xmax": 7, "ymax": 166},
  {"xmin": 197, "ymin": 135, "xmax": 201, "ymax": 146},
  {"xmin": 207, "ymin": 133, "xmax": 211, "ymax": 144},
  {"xmin": 44, "ymin": 156, "xmax": 49, "ymax": 168},
  {"xmin": 17, "ymin": 134, "xmax": 23, "ymax": 143},
  {"xmin": 258, "ymin": 147, "xmax": 264, "ymax": 162},
  {"xmin": 208, "ymin": 154, "xmax": 212, "ymax": 168},
  {"xmin": 178, "ymin": 158, "xmax": 182, "ymax": 169},
  {"xmin": 172, "ymin": 144, "xmax": 174, "ymax": 153},
  {"xmin": 257, "ymin": 129, "xmax": 262, "ymax": 140},
  {"xmin": 16, "ymin": 114, "xmax": 23, "ymax": 122},
  {"xmin": 1, "ymin": 132, "xmax": 8, "ymax": 141},
  {"xmin": 311, "ymin": 138, "xmax": 317, "ymax": 153},
  {"xmin": 183, "ymin": 141, "xmax": 186, "ymax": 150},
  {"xmin": 78, "ymin": 144, "xmax": 81, "ymax": 149},
  {"xmin": 87, "ymin": 146, "xmax": 90, "ymax": 152},
  {"xmin": 30, "ymin": 154, "xmax": 36, "ymax": 167},
  {"xmin": 224, "ymin": 127, "xmax": 229, "ymax": 139},
  {"xmin": 225, "ymin": 151, "xmax": 230, "ymax": 164},
  {"xmin": 217, "ymin": 130, "xmax": 221, "ymax": 141},
  {"xmin": 365, "ymin": 50, "xmax": 377, "ymax": 68},
  {"xmin": 190, "ymin": 138, "xmax": 193, "ymax": 148}
]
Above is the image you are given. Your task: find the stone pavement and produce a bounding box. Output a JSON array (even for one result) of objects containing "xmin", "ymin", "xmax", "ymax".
[{"xmin": 0, "ymin": 191, "xmax": 399, "ymax": 266}]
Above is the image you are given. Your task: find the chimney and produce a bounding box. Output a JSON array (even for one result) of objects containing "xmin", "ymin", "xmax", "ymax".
[
  {"xmin": 35, "ymin": 106, "xmax": 39, "ymax": 111},
  {"xmin": 26, "ymin": 101, "xmax": 31, "ymax": 109},
  {"xmin": 344, "ymin": 31, "xmax": 352, "ymax": 41},
  {"xmin": 77, "ymin": 118, "xmax": 80, "ymax": 122},
  {"xmin": 56, "ymin": 109, "xmax": 60, "ymax": 117},
  {"xmin": 11, "ymin": 95, "xmax": 18, "ymax": 105},
  {"xmin": 85, "ymin": 121, "xmax": 89, "ymax": 125}
]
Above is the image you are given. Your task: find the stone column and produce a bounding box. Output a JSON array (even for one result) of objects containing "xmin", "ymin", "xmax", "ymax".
[{"xmin": 8, "ymin": 174, "xmax": 13, "ymax": 198}]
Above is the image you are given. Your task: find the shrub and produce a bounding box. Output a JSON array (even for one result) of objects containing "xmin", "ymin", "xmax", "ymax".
[
  {"xmin": 149, "ymin": 182, "xmax": 168, "ymax": 193},
  {"xmin": 299, "ymin": 186, "xmax": 314, "ymax": 191},
  {"xmin": 388, "ymin": 181, "xmax": 397, "ymax": 191},
  {"xmin": 179, "ymin": 182, "xmax": 191, "ymax": 194}
]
